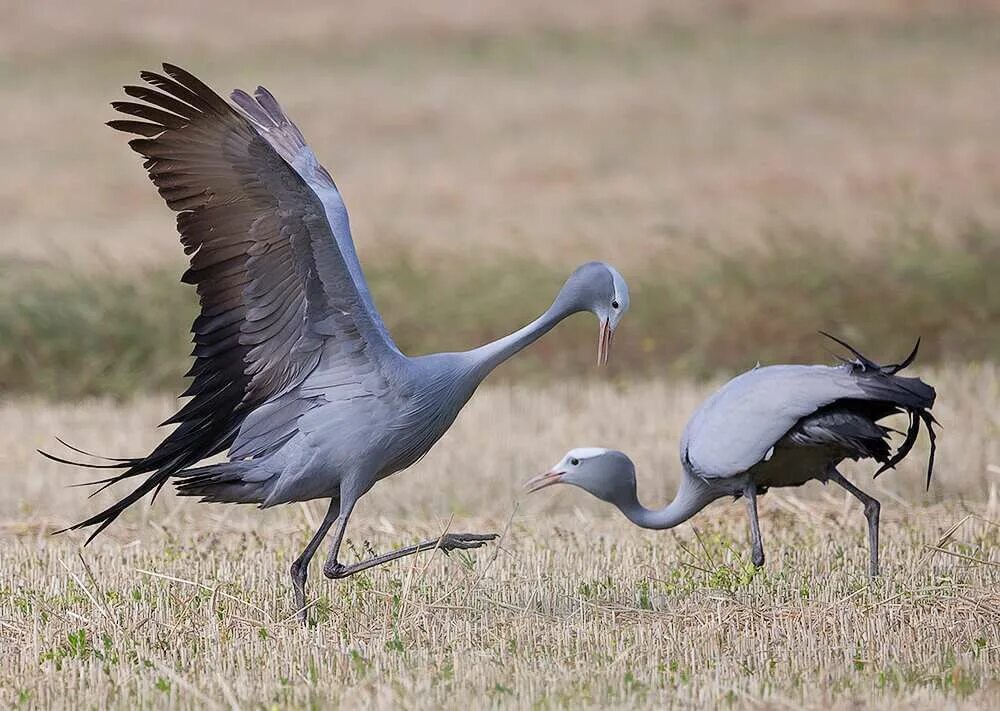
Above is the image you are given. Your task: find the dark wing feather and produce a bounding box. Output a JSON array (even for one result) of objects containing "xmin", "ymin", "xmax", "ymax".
[
  {"xmin": 684, "ymin": 338, "xmax": 936, "ymax": 486},
  {"xmin": 45, "ymin": 64, "xmax": 398, "ymax": 541},
  {"xmin": 785, "ymin": 402, "xmax": 896, "ymax": 462}
]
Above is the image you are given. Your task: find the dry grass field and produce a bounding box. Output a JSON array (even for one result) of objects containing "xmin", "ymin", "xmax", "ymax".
[
  {"xmin": 2, "ymin": 2, "xmax": 1000, "ymax": 709},
  {"xmin": 2, "ymin": 366, "xmax": 998, "ymax": 708}
]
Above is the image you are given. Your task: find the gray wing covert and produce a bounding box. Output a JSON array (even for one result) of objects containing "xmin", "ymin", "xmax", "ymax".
[
  {"xmin": 230, "ymin": 86, "xmax": 397, "ymax": 348},
  {"xmin": 681, "ymin": 365, "xmax": 867, "ymax": 480}
]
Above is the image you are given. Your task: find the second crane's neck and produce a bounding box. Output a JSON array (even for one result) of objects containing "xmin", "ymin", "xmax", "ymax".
[
  {"xmin": 616, "ymin": 472, "xmax": 716, "ymax": 531},
  {"xmin": 463, "ymin": 301, "xmax": 576, "ymax": 381}
]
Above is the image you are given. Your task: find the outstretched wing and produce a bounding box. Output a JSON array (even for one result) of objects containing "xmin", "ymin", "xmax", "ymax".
[{"xmin": 52, "ymin": 64, "xmax": 401, "ymax": 539}]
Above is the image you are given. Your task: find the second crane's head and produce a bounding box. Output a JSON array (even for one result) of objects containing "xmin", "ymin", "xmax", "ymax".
[
  {"xmin": 524, "ymin": 447, "xmax": 636, "ymax": 505},
  {"xmin": 556, "ymin": 262, "xmax": 630, "ymax": 366}
]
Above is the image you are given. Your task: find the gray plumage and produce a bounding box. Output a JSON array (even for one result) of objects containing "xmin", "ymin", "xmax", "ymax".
[
  {"xmin": 43, "ymin": 64, "xmax": 630, "ymax": 624},
  {"xmin": 527, "ymin": 336, "xmax": 936, "ymax": 576}
]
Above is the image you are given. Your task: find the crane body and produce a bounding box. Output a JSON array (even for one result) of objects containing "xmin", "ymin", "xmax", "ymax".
[
  {"xmin": 44, "ymin": 64, "xmax": 630, "ymax": 624},
  {"xmin": 527, "ymin": 337, "xmax": 937, "ymax": 576}
]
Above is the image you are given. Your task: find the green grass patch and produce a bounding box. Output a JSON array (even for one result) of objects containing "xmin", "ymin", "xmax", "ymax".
[{"xmin": 0, "ymin": 222, "xmax": 996, "ymax": 398}]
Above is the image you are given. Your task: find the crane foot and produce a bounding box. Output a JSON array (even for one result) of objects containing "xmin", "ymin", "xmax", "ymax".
[{"xmin": 438, "ymin": 532, "xmax": 499, "ymax": 555}]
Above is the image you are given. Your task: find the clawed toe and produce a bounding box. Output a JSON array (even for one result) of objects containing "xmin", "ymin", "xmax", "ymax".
[
  {"xmin": 451, "ymin": 532, "xmax": 499, "ymax": 542},
  {"xmin": 439, "ymin": 532, "xmax": 499, "ymax": 552},
  {"xmin": 323, "ymin": 562, "xmax": 347, "ymax": 580}
]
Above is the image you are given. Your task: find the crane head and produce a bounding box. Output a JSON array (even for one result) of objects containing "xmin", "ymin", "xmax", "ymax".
[
  {"xmin": 557, "ymin": 262, "xmax": 630, "ymax": 366},
  {"xmin": 525, "ymin": 447, "xmax": 636, "ymax": 505},
  {"xmin": 598, "ymin": 264, "xmax": 629, "ymax": 366}
]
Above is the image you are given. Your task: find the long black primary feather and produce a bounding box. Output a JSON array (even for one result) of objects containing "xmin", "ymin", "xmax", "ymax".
[
  {"xmin": 819, "ymin": 331, "xmax": 880, "ymax": 371},
  {"xmin": 819, "ymin": 332, "xmax": 937, "ymax": 489}
]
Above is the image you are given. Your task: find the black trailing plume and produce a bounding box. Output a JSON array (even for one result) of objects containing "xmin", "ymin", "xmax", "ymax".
[
  {"xmin": 821, "ymin": 332, "xmax": 938, "ymax": 491},
  {"xmin": 819, "ymin": 331, "xmax": 921, "ymax": 376},
  {"xmin": 38, "ymin": 63, "xmax": 269, "ymax": 543}
]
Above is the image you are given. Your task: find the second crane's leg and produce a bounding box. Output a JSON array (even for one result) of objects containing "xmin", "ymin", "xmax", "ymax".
[
  {"xmin": 322, "ymin": 498, "xmax": 498, "ymax": 580},
  {"xmin": 290, "ymin": 497, "xmax": 339, "ymax": 626},
  {"xmin": 829, "ymin": 468, "xmax": 881, "ymax": 577},
  {"xmin": 744, "ymin": 485, "xmax": 765, "ymax": 568}
]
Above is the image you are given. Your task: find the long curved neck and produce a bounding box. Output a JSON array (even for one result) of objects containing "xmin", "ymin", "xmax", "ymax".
[
  {"xmin": 616, "ymin": 471, "xmax": 715, "ymax": 530},
  {"xmin": 464, "ymin": 301, "xmax": 576, "ymax": 379}
]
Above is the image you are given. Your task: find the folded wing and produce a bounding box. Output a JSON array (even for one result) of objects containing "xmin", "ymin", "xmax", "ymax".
[{"xmin": 682, "ymin": 356, "xmax": 935, "ymax": 483}]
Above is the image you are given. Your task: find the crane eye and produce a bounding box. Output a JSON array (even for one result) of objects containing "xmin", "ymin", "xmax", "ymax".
[
  {"xmin": 569, "ymin": 457, "xmax": 580, "ymax": 466},
  {"xmin": 611, "ymin": 300, "xmax": 619, "ymax": 309}
]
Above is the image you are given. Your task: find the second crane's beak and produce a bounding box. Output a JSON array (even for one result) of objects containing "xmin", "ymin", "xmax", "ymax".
[
  {"xmin": 597, "ymin": 319, "xmax": 615, "ymax": 366},
  {"xmin": 525, "ymin": 468, "xmax": 565, "ymax": 493}
]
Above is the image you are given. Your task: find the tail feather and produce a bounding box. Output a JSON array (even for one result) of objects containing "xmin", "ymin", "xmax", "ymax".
[
  {"xmin": 53, "ymin": 473, "xmax": 172, "ymax": 544},
  {"xmin": 173, "ymin": 461, "xmax": 271, "ymax": 504},
  {"xmin": 855, "ymin": 371, "xmax": 936, "ymax": 489},
  {"xmin": 820, "ymin": 332, "xmax": 922, "ymax": 376},
  {"xmin": 42, "ymin": 414, "xmax": 242, "ymax": 541},
  {"xmin": 857, "ymin": 373, "xmax": 935, "ymax": 411},
  {"xmin": 823, "ymin": 333, "xmax": 938, "ymax": 490},
  {"xmin": 52, "ymin": 437, "xmax": 134, "ymax": 463},
  {"xmin": 918, "ymin": 409, "xmax": 938, "ymax": 491}
]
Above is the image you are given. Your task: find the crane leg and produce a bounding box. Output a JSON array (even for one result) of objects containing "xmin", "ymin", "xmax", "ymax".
[
  {"xmin": 318, "ymin": 496, "xmax": 497, "ymax": 582},
  {"xmin": 322, "ymin": 531, "xmax": 499, "ymax": 580},
  {"xmin": 744, "ymin": 485, "xmax": 765, "ymax": 568},
  {"xmin": 290, "ymin": 497, "xmax": 340, "ymax": 626},
  {"xmin": 829, "ymin": 468, "xmax": 881, "ymax": 577}
]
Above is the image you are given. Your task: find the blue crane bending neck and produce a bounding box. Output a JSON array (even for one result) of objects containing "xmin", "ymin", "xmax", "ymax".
[
  {"xmin": 463, "ymin": 300, "xmax": 577, "ymax": 380},
  {"xmin": 616, "ymin": 473, "xmax": 716, "ymax": 530}
]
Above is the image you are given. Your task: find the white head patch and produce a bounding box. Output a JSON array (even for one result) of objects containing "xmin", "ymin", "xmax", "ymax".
[
  {"xmin": 606, "ymin": 266, "xmax": 630, "ymax": 313},
  {"xmin": 566, "ymin": 447, "xmax": 610, "ymax": 461}
]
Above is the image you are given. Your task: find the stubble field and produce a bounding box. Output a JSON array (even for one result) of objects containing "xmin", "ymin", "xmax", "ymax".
[
  {"xmin": 2, "ymin": 368, "xmax": 998, "ymax": 708},
  {"xmin": 2, "ymin": 1, "xmax": 1000, "ymax": 392},
  {"xmin": 2, "ymin": 2, "xmax": 1000, "ymax": 709}
]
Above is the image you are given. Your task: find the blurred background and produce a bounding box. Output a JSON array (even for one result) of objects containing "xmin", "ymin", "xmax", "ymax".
[
  {"xmin": 1, "ymin": 0, "xmax": 998, "ymax": 397},
  {"xmin": 1, "ymin": 0, "xmax": 998, "ymax": 509}
]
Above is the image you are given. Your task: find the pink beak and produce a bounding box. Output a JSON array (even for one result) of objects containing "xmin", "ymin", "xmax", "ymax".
[
  {"xmin": 524, "ymin": 468, "xmax": 566, "ymax": 493},
  {"xmin": 597, "ymin": 319, "xmax": 614, "ymax": 366}
]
